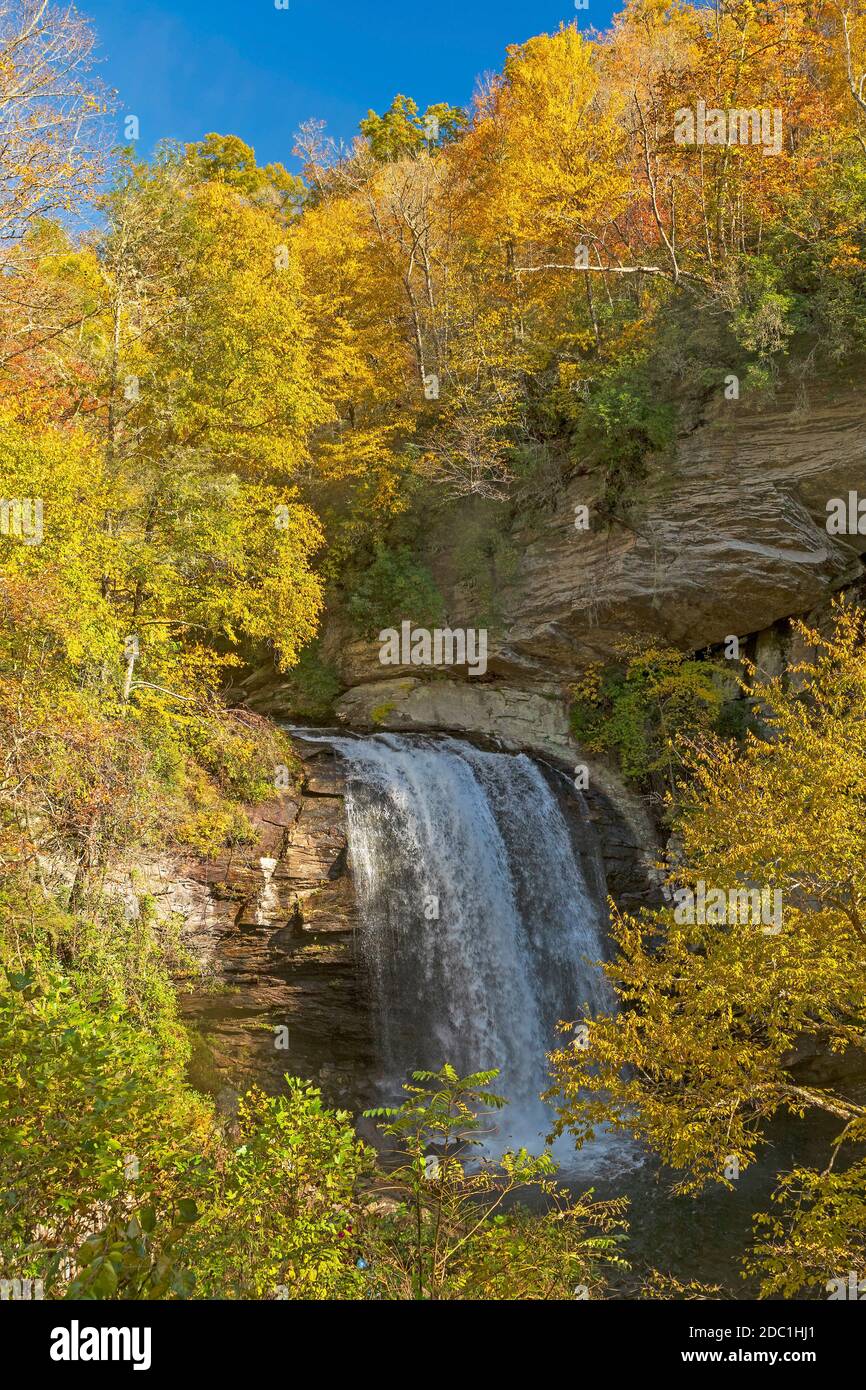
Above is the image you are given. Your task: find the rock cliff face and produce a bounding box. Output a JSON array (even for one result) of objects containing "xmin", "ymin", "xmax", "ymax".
[
  {"xmin": 245, "ymin": 371, "xmax": 866, "ymax": 747},
  {"xmin": 104, "ymin": 744, "xmax": 373, "ymax": 1108},
  {"xmin": 496, "ymin": 377, "xmax": 866, "ymax": 679}
]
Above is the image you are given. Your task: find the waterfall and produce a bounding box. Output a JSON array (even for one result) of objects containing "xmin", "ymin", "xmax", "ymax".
[{"xmin": 297, "ymin": 730, "xmax": 617, "ymax": 1155}]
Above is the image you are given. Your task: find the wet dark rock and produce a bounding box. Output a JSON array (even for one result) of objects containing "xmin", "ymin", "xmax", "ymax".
[
  {"xmin": 783, "ymin": 1035, "xmax": 866, "ymax": 1088},
  {"xmin": 269, "ymin": 901, "xmax": 305, "ymax": 952},
  {"xmin": 303, "ymin": 760, "xmax": 347, "ymax": 796}
]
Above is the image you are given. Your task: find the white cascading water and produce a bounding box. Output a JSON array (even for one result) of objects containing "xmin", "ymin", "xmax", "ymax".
[{"xmin": 296, "ymin": 730, "xmax": 620, "ymax": 1160}]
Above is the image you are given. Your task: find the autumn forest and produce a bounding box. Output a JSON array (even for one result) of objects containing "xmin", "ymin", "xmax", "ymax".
[{"xmin": 2, "ymin": 0, "xmax": 866, "ymax": 1320}]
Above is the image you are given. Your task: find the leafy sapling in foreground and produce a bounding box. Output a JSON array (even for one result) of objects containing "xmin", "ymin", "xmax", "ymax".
[{"xmin": 364, "ymin": 1064, "xmax": 628, "ymax": 1300}]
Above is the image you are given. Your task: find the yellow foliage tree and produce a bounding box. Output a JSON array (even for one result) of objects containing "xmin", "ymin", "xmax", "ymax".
[{"xmin": 550, "ymin": 603, "xmax": 866, "ymax": 1295}]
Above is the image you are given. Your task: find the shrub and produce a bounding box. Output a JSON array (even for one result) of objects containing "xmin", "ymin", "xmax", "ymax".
[
  {"xmin": 347, "ymin": 544, "xmax": 444, "ymax": 639},
  {"xmin": 570, "ymin": 641, "xmax": 723, "ymax": 793}
]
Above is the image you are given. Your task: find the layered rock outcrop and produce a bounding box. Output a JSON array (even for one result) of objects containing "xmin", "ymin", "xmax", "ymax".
[
  {"xmin": 244, "ymin": 371, "xmax": 866, "ymax": 757},
  {"xmin": 103, "ymin": 743, "xmax": 373, "ymax": 1107},
  {"xmin": 496, "ymin": 377, "xmax": 866, "ymax": 679}
]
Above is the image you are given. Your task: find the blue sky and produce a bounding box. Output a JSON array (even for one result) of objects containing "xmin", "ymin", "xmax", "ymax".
[{"xmin": 80, "ymin": 0, "xmax": 619, "ymax": 170}]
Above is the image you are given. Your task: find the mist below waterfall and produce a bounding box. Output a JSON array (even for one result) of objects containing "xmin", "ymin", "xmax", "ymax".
[{"xmin": 297, "ymin": 730, "xmax": 623, "ymax": 1161}]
